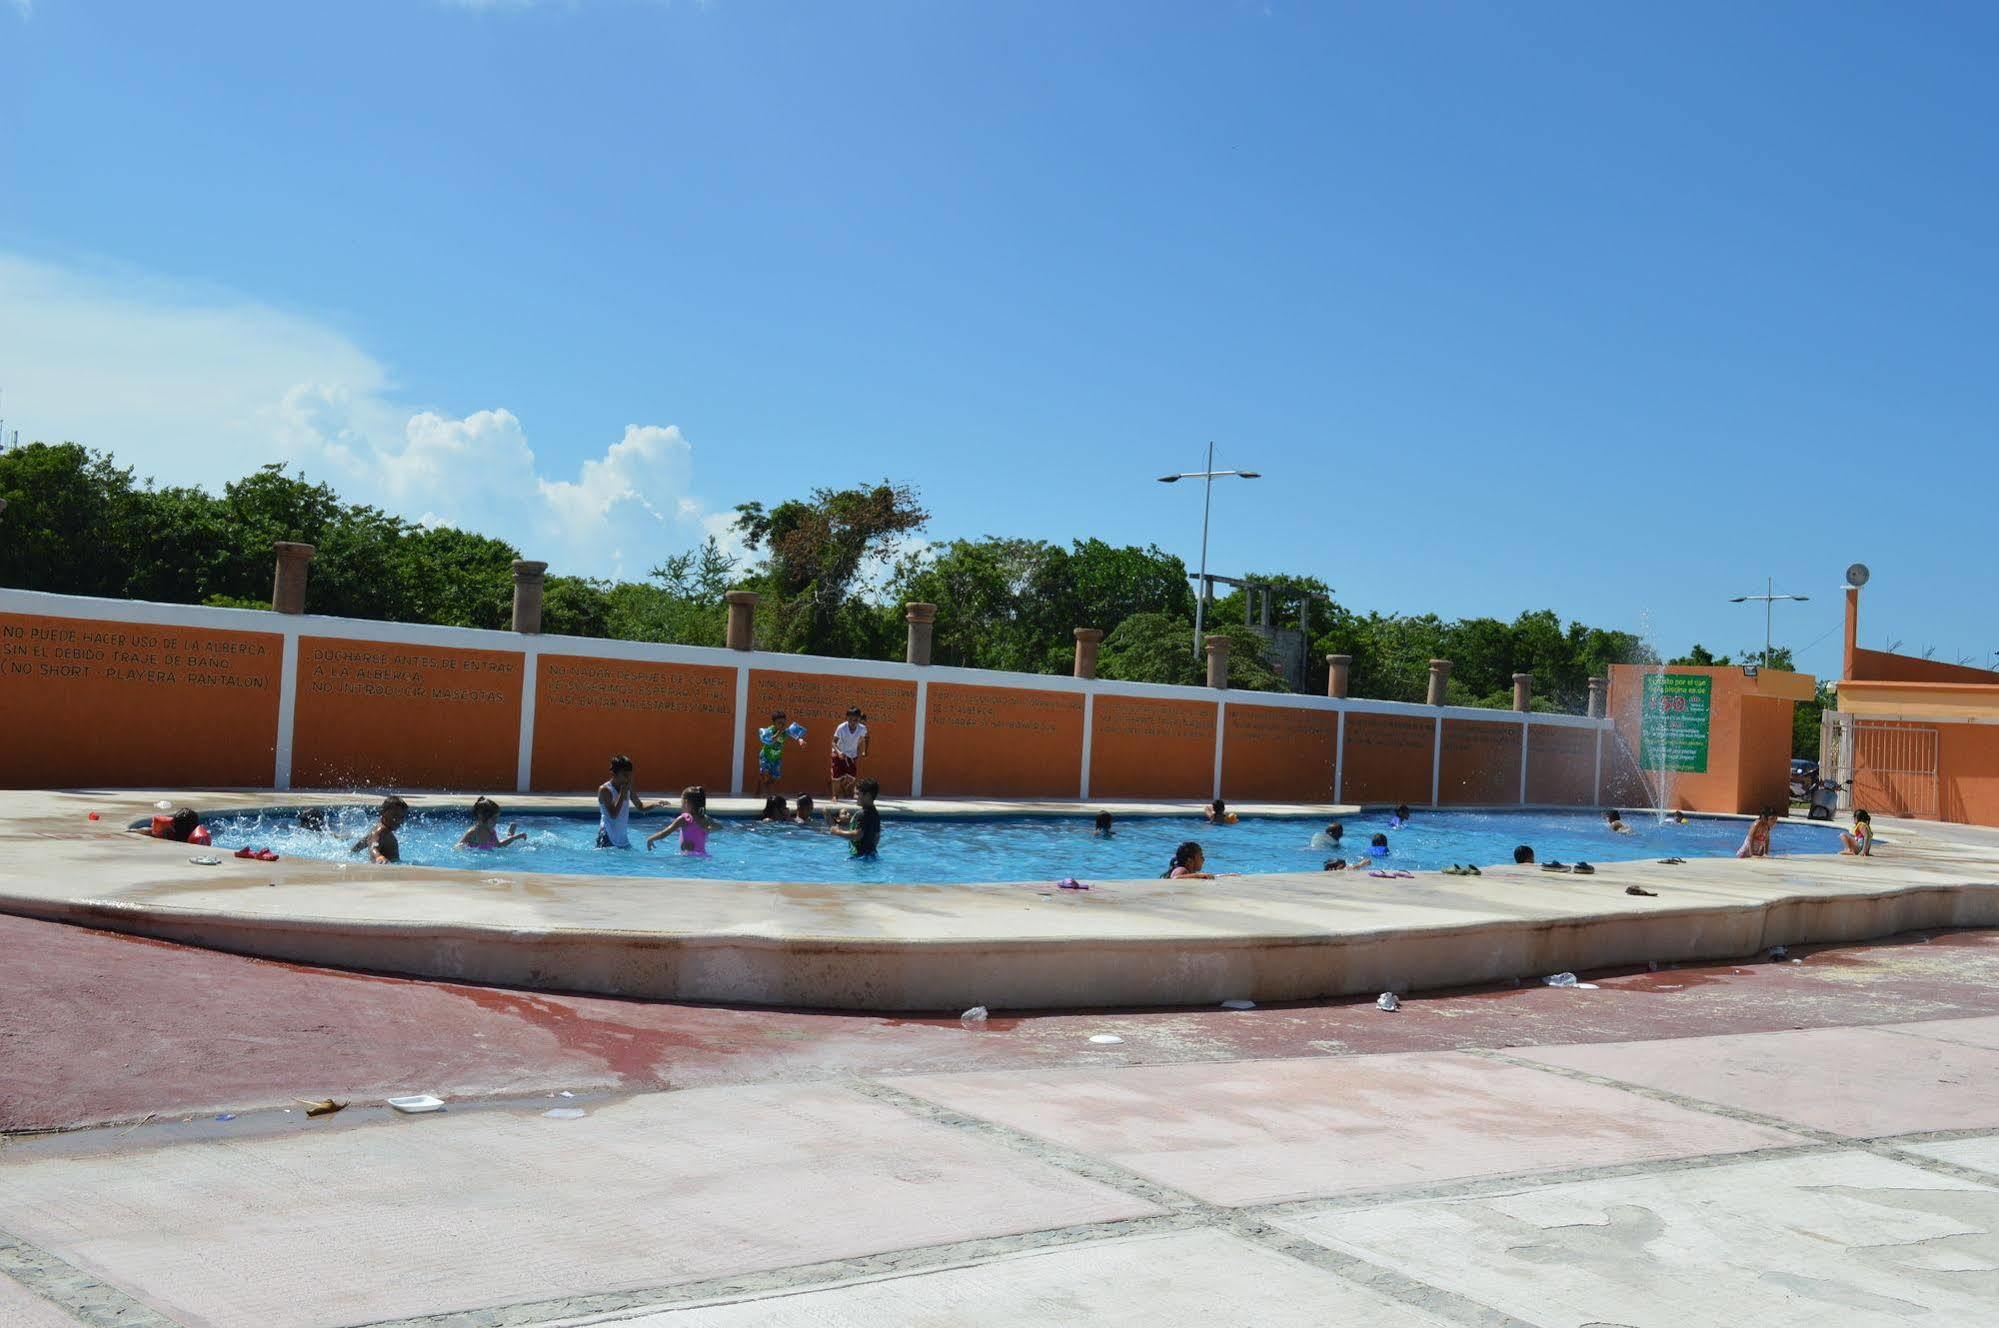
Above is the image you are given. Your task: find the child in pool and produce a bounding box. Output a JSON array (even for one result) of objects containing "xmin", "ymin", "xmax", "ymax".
[
  {"xmin": 1094, "ymin": 811, "xmax": 1115, "ymax": 837},
  {"xmin": 1367, "ymin": 832, "xmax": 1390, "ymax": 858},
  {"xmin": 1388, "ymin": 804, "xmax": 1412, "ymax": 829},
  {"xmin": 792, "ymin": 794, "xmax": 818, "ymax": 825},
  {"xmin": 460, "ymin": 796, "xmax": 527, "ymax": 849},
  {"xmin": 351, "ymin": 796, "xmax": 408, "ymax": 864},
  {"xmin": 1164, "ymin": 841, "xmax": 1214, "ymax": 879},
  {"xmin": 828, "ymin": 778, "xmax": 883, "ymax": 857},
  {"xmin": 1203, "ymin": 799, "xmax": 1238, "ymax": 825},
  {"xmin": 1840, "ymin": 809, "xmax": 1873, "ymax": 856},
  {"xmin": 1316, "ymin": 820, "xmax": 1345, "ymax": 849},
  {"xmin": 1604, "ymin": 809, "xmax": 1633, "ymax": 834},
  {"xmin": 598, "ymin": 755, "xmax": 654, "ymax": 849},
  {"xmin": 1736, "ymin": 807, "xmax": 1777, "ymax": 859},
  {"xmin": 647, "ymin": 786, "xmax": 722, "ymax": 855},
  {"xmin": 147, "ymin": 807, "xmax": 212, "ymax": 845},
  {"xmin": 759, "ymin": 795, "xmax": 790, "ymax": 821}
]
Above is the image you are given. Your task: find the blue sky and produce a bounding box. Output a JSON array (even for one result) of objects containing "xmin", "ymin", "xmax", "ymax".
[{"xmin": 3, "ymin": 1, "xmax": 1995, "ymax": 677}]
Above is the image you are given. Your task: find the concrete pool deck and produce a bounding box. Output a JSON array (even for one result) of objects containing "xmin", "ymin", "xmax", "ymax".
[{"xmin": 1, "ymin": 789, "xmax": 1995, "ymax": 1010}]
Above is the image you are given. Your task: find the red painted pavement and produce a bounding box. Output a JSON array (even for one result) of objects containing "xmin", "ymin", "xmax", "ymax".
[{"xmin": 5, "ymin": 913, "xmax": 1998, "ymax": 1132}]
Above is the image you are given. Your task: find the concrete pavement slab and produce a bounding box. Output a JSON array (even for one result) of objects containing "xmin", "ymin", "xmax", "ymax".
[
  {"xmin": 0, "ymin": 1084, "xmax": 1158, "ymax": 1328},
  {"xmin": 1885, "ymin": 1014, "xmax": 1999, "ymax": 1050},
  {"xmin": 0, "ymin": 1275, "xmax": 86, "ymax": 1328},
  {"xmin": 1517, "ymin": 1026, "xmax": 1999, "ymax": 1137},
  {"xmin": 1901, "ymin": 1136, "xmax": 1999, "ymax": 1180},
  {"xmin": 892, "ymin": 1052, "xmax": 1804, "ymax": 1206},
  {"xmin": 1282, "ymin": 1150, "xmax": 1999, "ymax": 1328},
  {"xmin": 585, "ymin": 1229, "xmax": 1458, "ymax": 1327}
]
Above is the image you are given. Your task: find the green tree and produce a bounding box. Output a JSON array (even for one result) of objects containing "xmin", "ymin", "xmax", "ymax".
[{"xmin": 732, "ymin": 481, "xmax": 928, "ymax": 657}]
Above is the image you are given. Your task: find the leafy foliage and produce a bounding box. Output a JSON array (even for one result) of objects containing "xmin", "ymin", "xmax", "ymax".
[
  {"xmin": 732, "ymin": 481, "xmax": 928, "ymax": 657},
  {"xmin": 2, "ymin": 440, "xmax": 1661, "ymax": 711}
]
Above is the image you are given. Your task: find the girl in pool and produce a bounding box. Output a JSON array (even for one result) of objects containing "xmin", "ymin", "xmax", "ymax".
[
  {"xmin": 1736, "ymin": 807, "xmax": 1777, "ymax": 859},
  {"xmin": 647, "ymin": 786, "xmax": 723, "ymax": 856},
  {"xmin": 759, "ymin": 795, "xmax": 790, "ymax": 821},
  {"xmin": 1203, "ymin": 799, "xmax": 1238, "ymax": 825},
  {"xmin": 1388, "ymin": 804, "xmax": 1412, "ymax": 829},
  {"xmin": 792, "ymin": 795, "xmax": 818, "ymax": 825},
  {"xmin": 459, "ymin": 797, "xmax": 527, "ymax": 849},
  {"xmin": 1164, "ymin": 841, "xmax": 1215, "ymax": 879},
  {"xmin": 1094, "ymin": 811, "xmax": 1115, "ymax": 837}
]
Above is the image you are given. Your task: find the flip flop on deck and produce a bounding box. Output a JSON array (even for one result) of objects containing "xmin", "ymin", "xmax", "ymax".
[{"xmin": 1541, "ymin": 861, "xmax": 1572, "ymax": 873}]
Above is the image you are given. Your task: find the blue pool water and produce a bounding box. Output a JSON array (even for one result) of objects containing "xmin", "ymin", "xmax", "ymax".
[{"xmin": 202, "ymin": 805, "xmax": 1847, "ymax": 885}]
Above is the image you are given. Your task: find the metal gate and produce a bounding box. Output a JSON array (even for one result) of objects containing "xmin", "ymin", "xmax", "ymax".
[{"xmin": 1835, "ymin": 716, "xmax": 1940, "ymax": 820}]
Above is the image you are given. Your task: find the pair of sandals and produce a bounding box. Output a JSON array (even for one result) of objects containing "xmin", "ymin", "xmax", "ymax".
[
  {"xmin": 1657, "ymin": 857, "xmax": 1687, "ymax": 865},
  {"xmin": 1369, "ymin": 869, "xmax": 1414, "ymax": 879},
  {"xmin": 1540, "ymin": 861, "xmax": 1595, "ymax": 874},
  {"xmin": 1441, "ymin": 864, "xmax": 1483, "ymax": 876},
  {"xmin": 233, "ymin": 846, "xmax": 281, "ymax": 862}
]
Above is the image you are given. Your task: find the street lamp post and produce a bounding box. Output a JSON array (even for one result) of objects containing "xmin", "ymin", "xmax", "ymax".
[
  {"xmin": 1158, "ymin": 442, "xmax": 1261, "ymax": 662},
  {"xmin": 1729, "ymin": 577, "xmax": 1810, "ymax": 670}
]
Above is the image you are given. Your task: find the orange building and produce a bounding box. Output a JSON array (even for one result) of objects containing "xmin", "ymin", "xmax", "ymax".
[
  {"xmin": 1830, "ymin": 585, "xmax": 1999, "ymax": 826},
  {"xmin": 1602, "ymin": 662, "xmax": 1814, "ymax": 815}
]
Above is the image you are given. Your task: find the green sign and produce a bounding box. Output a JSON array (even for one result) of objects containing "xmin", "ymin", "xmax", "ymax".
[{"xmin": 1640, "ymin": 674, "xmax": 1711, "ymax": 774}]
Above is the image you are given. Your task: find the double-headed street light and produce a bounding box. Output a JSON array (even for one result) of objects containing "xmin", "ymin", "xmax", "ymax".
[
  {"xmin": 1158, "ymin": 441, "xmax": 1261, "ymax": 662},
  {"xmin": 1729, "ymin": 577, "xmax": 1810, "ymax": 670}
]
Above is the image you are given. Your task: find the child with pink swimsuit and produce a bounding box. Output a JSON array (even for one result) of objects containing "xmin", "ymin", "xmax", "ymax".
[{"xmin": 646, "ymin": 786, "xmax": 721, "ymax": 857}]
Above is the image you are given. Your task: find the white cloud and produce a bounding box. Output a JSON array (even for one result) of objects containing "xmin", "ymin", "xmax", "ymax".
[{"xmin": 0, "ymin": 252, "xmax": 727, "ymax": 580}]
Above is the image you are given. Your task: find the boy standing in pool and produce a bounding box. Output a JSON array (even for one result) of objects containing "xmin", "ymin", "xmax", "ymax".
[
  {"xmin": 829, "ymin": 777, "xmax": 882, "ymax": 858},
  {"xmin": 755, "ymin": 712, "xmax": 806, "ymax": 798},
  {"xmin": 352, "ymin": 795, "xmax": 408, "ymax": 864},
  {"xmin": 830, "ymin": 707, "xmax": 869, "ymax": 802},
  {"xmin": 598, "ymin": 755, "xmax": 653, "ymax": 849}
]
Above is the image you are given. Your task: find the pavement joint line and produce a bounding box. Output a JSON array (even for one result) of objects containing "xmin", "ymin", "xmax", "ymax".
[
  {"xmin": 0, "ymin": 1228, "xmax": 187, "ymax": 1328},
  {"xmin": 843, "ymin": 1080, "xmax": 1543, "ymax": 1328},
  {"xmin": 1247, "ymin": 1142, "xmax": 1836, "ymax": 1219},
  {"xmin": 1865, "ymin": 1141, "xmax": 1999, "ymax": 1188},
  {"xmin": 1465, "ymin": 1047, "xmax": 1858, "ymax": 1147},
  {"xmin": 347, "ymin": 1214, "xmax": 1211, "ymax": 1328},
  {"xmin": 1213, "ymin": 1213, "xmax": 1537, "ymax": 1328},
  {"xmin": 845, "ymin": 1078, "xmax": 1210, "ymax": 1213}
]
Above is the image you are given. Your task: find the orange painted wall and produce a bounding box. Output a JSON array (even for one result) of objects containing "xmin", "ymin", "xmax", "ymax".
[
  {"xmin": 0, "ymin": 611, "xmax": 282, "ymax": 788},
  {"xmin": 1438, "ymin": 719, "xmax": 1523, "ymax": 805},
  {"xmin": 291, "ymin": 637, "xmax": 523, "ymax": 789},
  {"xmin": 530, "ymin": 656, "xmax": 736, "ymax": 794},
  {"xmin": 1089, "ymin": 694, "xmax": 1217, "ymax": 799},
  {"xmin": 1939, "ymin": 724, "xmax": 1999, "ymax": 826},
  {"xmin": 921, "ymin": 683, "xmax": 1085, "ymax": 798},
  {"xmin": 1340, "ymin": 712, "xmax": 1436, "ymax": 805},
  {"xmin": 1737, "ymin": 696, "xmax": 1794, "ymax": 813},
  {"xmin": 1221, "ymin": 704, "xmax": 1337, "ymax": 802},
  {"xmin": 1526, "ymin": 725, "xmax": 1597, "ymax": 805},
  {"xmin": 742, "ymin": 670, "xmax": 918, "ymax": 797},
  {"xmin": 1606, "ymin": 664, "xmax": 1803, "ymax": 814}
]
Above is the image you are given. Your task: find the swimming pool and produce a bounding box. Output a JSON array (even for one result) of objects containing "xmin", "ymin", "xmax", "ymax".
[{"xmin": 199, "ymin": 806, "xmax": 1847, "ymax": 885}]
